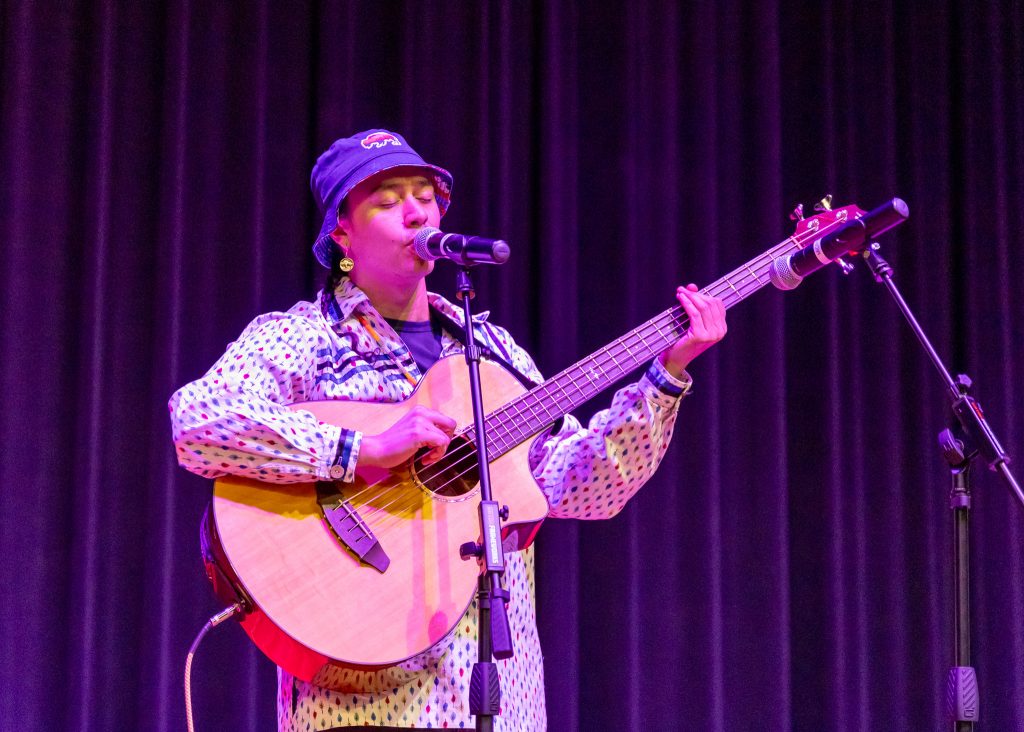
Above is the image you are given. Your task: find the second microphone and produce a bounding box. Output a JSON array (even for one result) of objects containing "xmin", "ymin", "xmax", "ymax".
[{"xmin": 413, "ymin": 227, "xmax": 511, "ymax": 266}]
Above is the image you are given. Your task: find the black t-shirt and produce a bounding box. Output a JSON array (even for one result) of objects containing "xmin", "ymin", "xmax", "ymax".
[{"xmin": 384, "ymin": 312, "xmax": 444, "ymax": 374}]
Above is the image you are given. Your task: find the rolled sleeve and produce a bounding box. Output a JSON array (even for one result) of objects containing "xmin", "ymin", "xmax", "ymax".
[
  {"xmin": 640, "ymin": 358, "xmax": 692, "ymax": 406},
  {"xmin": 169, "ymin": 313, "xmax": 346, "ymax": 485},
  {"xmin": 324, "ymin": 427, "xmax": 362, "ymax": 482}
]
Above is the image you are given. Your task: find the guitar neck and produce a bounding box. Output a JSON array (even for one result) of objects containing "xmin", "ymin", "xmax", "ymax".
[{"xmin": 481, "ymin": 232, "xmax": 807, "ymax": 458}]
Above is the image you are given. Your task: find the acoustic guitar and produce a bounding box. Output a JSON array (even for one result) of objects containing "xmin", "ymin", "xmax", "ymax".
[{"xmin": 201, "ymin": 203, "xmax": 870, "ymax": 687}]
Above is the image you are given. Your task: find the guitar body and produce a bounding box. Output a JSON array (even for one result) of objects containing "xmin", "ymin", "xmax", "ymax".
[{"xmin": 207, "ymin": 356, "xmax": 551, "ymax": 686}]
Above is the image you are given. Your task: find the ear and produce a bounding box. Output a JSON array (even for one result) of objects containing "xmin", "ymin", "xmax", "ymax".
[{"xmin": 329, "ymin": 215, "xmax": 348, "ymax": 246}]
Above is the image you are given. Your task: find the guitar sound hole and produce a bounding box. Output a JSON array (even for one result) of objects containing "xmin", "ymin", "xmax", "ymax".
[{"xmin": 412, "ymin": 435, "xmax": 479, "ymax": 499}]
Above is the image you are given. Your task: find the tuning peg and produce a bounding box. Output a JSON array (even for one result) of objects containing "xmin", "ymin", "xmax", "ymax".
[
  {"xmin": 814, "ymin": 194, "xmax": 834, "ymax": 212},
  {"xmin": 789, "ymin": 203, "xmax": 805, "ymax": 221}
]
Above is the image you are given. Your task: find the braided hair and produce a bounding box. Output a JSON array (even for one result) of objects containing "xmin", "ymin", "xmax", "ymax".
[
  {"xmin": 323, "ymin": 245, "xmax": 346, "ymax": 295},
  {"xmin": 322, "ymin": 200, "xmax": 349, "ymax": 296}
]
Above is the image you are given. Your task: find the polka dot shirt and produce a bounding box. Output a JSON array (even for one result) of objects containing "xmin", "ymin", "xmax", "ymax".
[{"xmin": 169, "ymin": 277, "xmax": 691, "ymax": 730}]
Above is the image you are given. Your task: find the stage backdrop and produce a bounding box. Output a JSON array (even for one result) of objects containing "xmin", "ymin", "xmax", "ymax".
[{"xmin": 2, "ymin": 1, "xmax": 1022, "ymax": 730}]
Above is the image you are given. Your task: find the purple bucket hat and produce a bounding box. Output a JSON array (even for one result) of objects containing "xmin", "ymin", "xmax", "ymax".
[{"xmin": 310, "ymin": 129, "xmax": 454, "ymax": 268}]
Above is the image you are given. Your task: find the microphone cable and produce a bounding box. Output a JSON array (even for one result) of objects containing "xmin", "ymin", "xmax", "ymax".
[{"xmin": 184, "ymin": 603, "xmax": 244, "ymax": 732}]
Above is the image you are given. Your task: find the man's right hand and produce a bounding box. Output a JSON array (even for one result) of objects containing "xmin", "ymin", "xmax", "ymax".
[{"xmin": 358, "ymin": 405, "xmax": 458, "ymax": 469}]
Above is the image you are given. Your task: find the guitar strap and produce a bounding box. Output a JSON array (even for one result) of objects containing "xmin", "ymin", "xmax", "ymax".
[{"xmin": 429, "ymin": 305, "xmax": 541, "ymax": 391}]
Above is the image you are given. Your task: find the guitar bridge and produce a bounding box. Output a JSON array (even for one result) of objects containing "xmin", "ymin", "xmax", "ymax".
[{"xmin": 316, "ymin": 481, "xmax": 390, "ymax": 573}]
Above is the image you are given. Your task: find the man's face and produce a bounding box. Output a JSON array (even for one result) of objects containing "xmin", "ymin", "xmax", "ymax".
[{"xmin": 332, "ymin": 166, "xmax": 442, "ymax": 288}]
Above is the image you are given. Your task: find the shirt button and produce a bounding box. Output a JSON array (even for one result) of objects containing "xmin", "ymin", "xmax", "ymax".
[{"xmin": 329, "ymin": 465, "xmax": 344, "ymax": 480}]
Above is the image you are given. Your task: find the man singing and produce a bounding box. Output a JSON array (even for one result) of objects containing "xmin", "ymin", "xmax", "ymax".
[{"xmin": 169, "ymin": 129, "xmax": 726, "ymax": 730}]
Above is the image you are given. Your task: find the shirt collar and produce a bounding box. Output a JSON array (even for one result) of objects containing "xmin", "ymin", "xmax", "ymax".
[
  {"xmin": 321, "ymin": 277, "xmax": 371, "ymax": 324},
  {"xmin": 320, "ymin": 276, "xmax": 490, "ymax": 326}
]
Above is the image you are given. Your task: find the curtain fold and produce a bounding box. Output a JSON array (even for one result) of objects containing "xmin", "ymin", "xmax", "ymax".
[{"xmin": 2, "ymin": 1, "xmax": 1021, "ymax": 729}]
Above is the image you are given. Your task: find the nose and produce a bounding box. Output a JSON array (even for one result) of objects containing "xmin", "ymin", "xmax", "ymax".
[{"xmin": 403, "ymin": 194, "xmax": 427, "ymax": 228}]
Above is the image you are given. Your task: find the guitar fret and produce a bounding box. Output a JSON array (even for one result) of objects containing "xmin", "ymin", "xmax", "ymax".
[
  {"xmin": 581, "ymin": 365, "xmax": 600, "ymax": 390},
  {"xmin": 504, "ymin": 415, "xmax": 525, "ymax": 444},
  {"xmin": 482, "ymin": 422, "xmax": 500, "ymax": 454},
  {"xmin": 487, "ymin": 403, "xmax": 520, "ymax": 454},
  {"xmin": 535, "ymin": 381, "xmax": 565, "ymax": 423},
  {"xmin": 652, "ymin": 314, "xmax": 670, "ymax": 344},
  {"xmin": 566, "ymin": 365, "xmax": 589, "ymax": 398},
  {"xmin": 551, "ymin": 376, "xmax": 574, "ymax": 412},
  {"xmin": 634, "ymin": 327, "xmax": 651, "ymax": 352},
  {"xmin": 621, "ymin": 335, "xmax": 641, "ymax": 366},
  {"xmin": 588, "ymin": 365, "xmax": 608, "ymax": 392},
  {"xmin": 504, "ymin": 395, "xmax": 526, "ymax": 426},
  {"xmin": 488, "ymin": 412, "xmax": 514, "ymax": 451},
  {"xmin": 524, "ymin": 393, "xmax": 548, "ymax": 425},
  {"xmin": 609, "ymin": 338, "xmax": 627, "ymax": 367},
  {"xmin": 496, "ymin": 413, "xmax": 523, "ymax": 448}
]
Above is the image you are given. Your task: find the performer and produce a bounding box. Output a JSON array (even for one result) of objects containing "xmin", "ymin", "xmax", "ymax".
[{"xmin": 168, "ymin": 129, "xmax": 727, "ymax": 731}]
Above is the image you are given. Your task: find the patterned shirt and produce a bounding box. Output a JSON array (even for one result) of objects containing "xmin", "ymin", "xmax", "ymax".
[{"xmin": 169, "ymin": 277, "xmax": 691, "ymax": 731}]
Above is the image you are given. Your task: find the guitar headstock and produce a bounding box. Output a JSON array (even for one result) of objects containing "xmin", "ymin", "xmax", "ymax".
[{"xmin": 788, "ymin": 195, "xmax": 867, "ymax": 274}]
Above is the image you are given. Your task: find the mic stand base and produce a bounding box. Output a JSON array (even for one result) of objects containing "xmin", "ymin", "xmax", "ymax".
[
  {"xmin": 469, "ymin": 576, "xmax": 502, "ymax": 724},
  {"xmin": 944, "ymin": 454, "xmax": 980, "ymax": 728}
]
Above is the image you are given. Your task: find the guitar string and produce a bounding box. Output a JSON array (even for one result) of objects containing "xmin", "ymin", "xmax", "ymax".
[
  {"xmin": 362, "ymin": 272, "xmax": 832, "ymax": 532},
  {"xmin": 470, "ymin": 217, "xmax": 841, "ymax": 446},
  {"xmin": 335, "ymin": 216, "xmax": 841, "ymax": 533},
  {"xmin": 356, "ymin": 270, "xmax": 773, "ymax": 533},
  {"xmin": 363, "ymin": 283, "xmax": 729, "ymax": 530},
  {"xmin": 356, "ymin": 311, "xmax": 698, "ymax": 535},
  {"xmin": 341, "ymin": 220, "xmax": 830, "ymax": 531},
  {"xmin": 361, "ymin": 295, "xmax": 738, "ymax": 535},
  {"xmin": 459, "ymin": 211, "xmax": 853, "ymax": 452},
  {"xmin": 332, "ymin": 215, "xmax": 851, "ymax": 532},
  {"xmin": 410, "ymin": 213, "xmax": 839, "ymax": 488},
  {"xmin": 384, "ymin": 220, "xmax": 819, "ymax": 493},
  {"xmin": 351, "ymin": 293, "xmax": 709, "ymax": 526}
]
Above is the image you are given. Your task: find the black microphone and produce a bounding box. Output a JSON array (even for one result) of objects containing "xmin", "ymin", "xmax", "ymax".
[
  {"xmin": 769, "ymin": 198, "xmax": 910, "ymax": 290},
  {"xmin": 412, "ymin": 227, "xmax": 510, "ymax": 265}
]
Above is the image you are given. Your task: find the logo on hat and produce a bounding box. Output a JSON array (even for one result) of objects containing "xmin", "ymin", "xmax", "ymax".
[{"xmin": 360, "ymin": 131, "xmax": 402, "ymax": 149}]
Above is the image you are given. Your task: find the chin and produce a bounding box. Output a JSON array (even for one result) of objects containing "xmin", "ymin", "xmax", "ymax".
[{"xmin": 409, "ymin": 255, "xmax": 434, "ymax": 274}]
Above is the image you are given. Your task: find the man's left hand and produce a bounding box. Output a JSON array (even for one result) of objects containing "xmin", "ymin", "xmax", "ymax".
[{"xmin": 659, "ymin": 283, "xmax": 727, "ymax": 378}]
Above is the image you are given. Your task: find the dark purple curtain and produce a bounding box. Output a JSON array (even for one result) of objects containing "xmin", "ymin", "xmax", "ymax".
[{"xmin": 2, "ymin": 1, "xmax": 1022, "ymax": 729}]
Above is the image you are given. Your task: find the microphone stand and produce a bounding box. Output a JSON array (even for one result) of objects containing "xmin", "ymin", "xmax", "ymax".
[
  {"xmin": 859, "ymin": 242, "xmax": 1024, "ymax": 730},
  {"xmin": 451, "ymin": 265, "xmax": 514, "ymax": 732}
]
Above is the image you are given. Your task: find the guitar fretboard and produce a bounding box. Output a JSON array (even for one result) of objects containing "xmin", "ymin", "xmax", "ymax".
[{"xmin": 465, "ymin": 209, "xmax": 853, "ymax": 459}]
